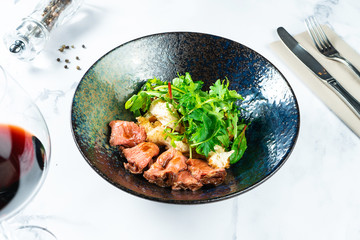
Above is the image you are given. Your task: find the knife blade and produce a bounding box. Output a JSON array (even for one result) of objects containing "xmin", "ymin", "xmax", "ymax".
[{"xmin": 277, "ymin": 26, "xmax": 360, "ymax": 119}]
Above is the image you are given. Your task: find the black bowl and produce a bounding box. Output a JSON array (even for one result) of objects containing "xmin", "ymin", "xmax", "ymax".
[{"xmin": 71, "ymin": 32, "xmax": 300, "ymax": 204}]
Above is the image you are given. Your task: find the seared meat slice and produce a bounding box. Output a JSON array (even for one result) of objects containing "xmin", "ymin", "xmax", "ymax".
[
  {"xmin": 109, "ymin": 120, "xmax": 146, "ymax": 147},
  {"xmin": 187, "ymin": 158, "xmax": 227, "ymax": 186},
  {"xmin": 172, "ymin": 170, "xmax": 203, "ymax": 191},
  {"xmin": 143, "ymin": 148, "xmax": 187, "ymax": 187},
  {"xmin": 122, "ymin": 142, "xmax": 159, "ymax": 174},
  {"xmin": 143, "ymin": 161, "xmax": 167, "ymax": 187},
  {"xmin": 156, "ymin": 147, "xmax": 186, "ymax": 168}
]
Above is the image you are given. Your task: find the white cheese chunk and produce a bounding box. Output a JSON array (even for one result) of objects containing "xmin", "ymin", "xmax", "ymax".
[
  {"xmin": 208, "ymin": 145, "xmax": 234, "ymax": 169},
  {"xmin": 149, "ymin": 100, "xmax": 180, "ymax": 130}
]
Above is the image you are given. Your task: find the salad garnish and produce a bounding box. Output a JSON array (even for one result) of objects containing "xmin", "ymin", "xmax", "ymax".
[{"xmin": 125, "ymin": 73, "xmax": 248, "ymax": 164}]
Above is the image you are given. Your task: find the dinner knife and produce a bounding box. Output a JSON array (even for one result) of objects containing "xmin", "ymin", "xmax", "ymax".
[{"xmin": 277, "ymin": 27, "xmax": 360, "ymax": 119}]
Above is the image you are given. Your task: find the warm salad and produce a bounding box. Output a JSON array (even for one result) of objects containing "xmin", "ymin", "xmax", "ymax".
[
  {"xmin": 109, "ymin": 73, "xmax": 248, "ymax": 191},
  {"xmin": 125, "ymin": 72, "xmax": 248, "ymax": 168}
]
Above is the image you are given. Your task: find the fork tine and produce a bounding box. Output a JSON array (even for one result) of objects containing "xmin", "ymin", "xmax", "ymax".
[
  {"xmin": 305, "ymin": 17, "xmax": 323, "ymax": 51},
  {"xmin": 307, "ymin": 17, "xmax": 325, "ymax": 49},
  {"xmin": 309, "ymin": 16, "xmax": 333, "ymax": 50},
  {"xmin": 308, "ymin": 16, "xmax": 335, "ymax": 52}
]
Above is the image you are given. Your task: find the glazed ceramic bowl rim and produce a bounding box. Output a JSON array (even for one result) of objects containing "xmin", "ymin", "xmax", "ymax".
[{"xmin": 71, "ymin": 31, "xmax": 300, "ymax": 204}]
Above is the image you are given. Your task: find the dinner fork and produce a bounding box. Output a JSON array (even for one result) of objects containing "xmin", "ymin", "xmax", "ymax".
[{"xmin": 305, "ymin": 16, "xmax": 360, "ymax": 79}]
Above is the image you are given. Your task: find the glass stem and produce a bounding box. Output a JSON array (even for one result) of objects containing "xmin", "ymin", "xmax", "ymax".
[{"xmin": 0, "ymin": 220, "xmax": 14, "ymax": 240}]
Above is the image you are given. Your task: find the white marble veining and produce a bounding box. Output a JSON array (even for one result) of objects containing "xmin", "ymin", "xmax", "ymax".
[{"xmin": 1, "ymin": 0, "xmax": 360, "ymax": 239}]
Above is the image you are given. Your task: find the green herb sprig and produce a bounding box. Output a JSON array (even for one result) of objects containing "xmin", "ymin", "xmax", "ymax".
[{"xmin": 125, "ymin": 73, "xmax": 248, "ymax": 164}]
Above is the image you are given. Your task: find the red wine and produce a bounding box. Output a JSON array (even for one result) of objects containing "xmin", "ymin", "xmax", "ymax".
[{"xmin": 0, "ymin": 124, "xmax": 46, "ymax": 219}]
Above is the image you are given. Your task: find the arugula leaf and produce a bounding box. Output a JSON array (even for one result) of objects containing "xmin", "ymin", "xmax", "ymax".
[
  {"xmin": 145, "ymin": 77, "xmax": 166, "ymax": 91},
  {"xmin": 230, "ymin": 125, "xmax": 248, "ymax": 164},
  {"xmin": 173, "ymin": 73, "xmax": 203, "ymax": 93},
  {"xmin": 124, "ymin": 91, "xmax": 152, "ymax": 116},
  {"xmin": 189, "ymin": 113, "xmax": 224, "ymax": 156},
  {"xmin": 209, "ymin": 79, "xmax": 227, "ymax": 99}
]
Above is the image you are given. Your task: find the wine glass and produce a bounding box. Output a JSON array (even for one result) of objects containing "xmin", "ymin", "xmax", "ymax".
[{"xmin": 0, "ymin": 65, "xmax": 55, "ymax": 239}]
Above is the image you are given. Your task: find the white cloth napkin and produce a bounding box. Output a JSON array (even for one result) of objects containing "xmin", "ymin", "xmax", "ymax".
[{"xmin": 270, "ymin": 25, "xmax": 360, "ymax": 138}]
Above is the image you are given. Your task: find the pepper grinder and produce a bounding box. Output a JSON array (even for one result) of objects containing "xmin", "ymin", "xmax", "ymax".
[{"xmin": 4, "ymin": 0, "xmax": 84, "ymax": 61}]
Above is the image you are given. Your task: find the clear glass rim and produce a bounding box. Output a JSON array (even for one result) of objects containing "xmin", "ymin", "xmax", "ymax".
[{"xmin": 0, "ymin": 66, "xmax": 7, "ymax": 105}]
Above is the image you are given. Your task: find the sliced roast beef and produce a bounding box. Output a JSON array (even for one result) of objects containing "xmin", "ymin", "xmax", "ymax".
[
  {"xmin": 172, "ymin": 170, "xmax": 203, "ymax": 191},
  {"xmin": 187, "ymin": 158, "xmax": 227, "ymax": 186},
  {"xmin": 143, "ymin": 148, "xmax": 187, "ymax": 187},
  {"xmin": 143, "ymin": 161, "xmax": 168, "ymax": 187},
  {"xmin": 122, "ymin": 142, "xmax": 159, "ymax": 174},
  {"xmin": 156, "ymin": 147, "xmax": 181, "ymax": 168},
  {"xmin": 109, "ymin": 120, "xmax": 146, "ymax": 147}
]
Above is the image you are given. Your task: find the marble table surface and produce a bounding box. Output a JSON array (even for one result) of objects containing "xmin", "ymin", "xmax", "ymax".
[{"xmin": 1, "ymin": 0, "xmax": 360, "ymax": 239}]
